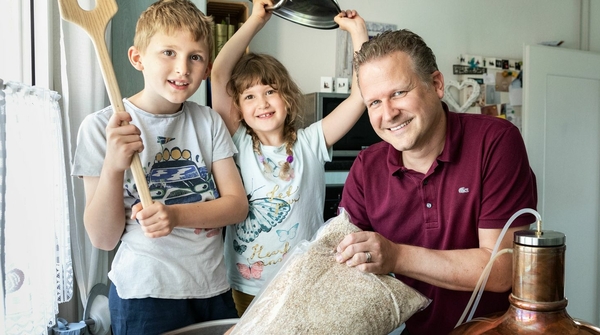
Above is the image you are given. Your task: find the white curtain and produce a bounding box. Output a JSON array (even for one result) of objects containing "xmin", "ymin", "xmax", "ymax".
[
  {"xmin": 1, "ymin": 81, "xmax": 73, "ymax": 335},
  {"xmin": 1, "ymin": 0, "xmax": 112, "ymax": 333}
]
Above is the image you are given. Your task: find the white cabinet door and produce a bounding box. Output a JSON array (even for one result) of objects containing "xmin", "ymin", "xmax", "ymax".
[{"xmin": 523, "ymin": 44, "xmax": 600, "ymax": 326}]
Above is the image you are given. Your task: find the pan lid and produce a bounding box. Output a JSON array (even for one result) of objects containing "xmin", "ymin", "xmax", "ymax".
[{"xmin": 267, "ymin": 0, "xmax": 341, "ymax": 30}]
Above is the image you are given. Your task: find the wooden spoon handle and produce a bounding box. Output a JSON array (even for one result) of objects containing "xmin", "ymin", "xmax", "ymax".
[{"xmin": 58, "ymin": 0, "xmax": 152, "ymax": 208}]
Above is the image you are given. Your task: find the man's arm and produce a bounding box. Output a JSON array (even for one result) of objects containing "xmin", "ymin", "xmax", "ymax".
[{"xmin": 336, "ymin": 224, "xmax": 528, "ymax": 292}]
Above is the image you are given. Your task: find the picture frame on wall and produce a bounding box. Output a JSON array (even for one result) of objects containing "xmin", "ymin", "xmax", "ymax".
[
  {"xmin": 320, "ymin": 76, "xmax": 333, "ymax": 93},
  {"xmin": 336, "ymin": 77, "xmax": 349, "ymax": 93}
]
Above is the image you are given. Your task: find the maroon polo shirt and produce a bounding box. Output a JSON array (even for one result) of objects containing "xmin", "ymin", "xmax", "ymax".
[{"xmin": 339, "ymin": 107, "xmax": 537, "ymax": 335}]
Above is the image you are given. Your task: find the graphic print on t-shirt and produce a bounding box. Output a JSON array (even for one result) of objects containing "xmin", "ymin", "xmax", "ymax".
[
  {"xmin": 125, "ymin": 136, "xmax": 219, "ymax": 206},
  {"xmin": 235, "ymin": 189, "xmax": 291, "ymax": 243},
  {"xmin": 276, "ymin": 222, "xmax": 299, "ymax": 242},
  {"xmin": 231, "ymin": 179, "xmax": 301, "ymax": 283},
  {"xmin": 236, "ymin": 261, "xmax": 264, "ymax": 280}
]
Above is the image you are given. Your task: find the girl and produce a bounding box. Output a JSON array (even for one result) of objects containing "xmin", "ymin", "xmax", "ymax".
[{"xmin": 211, "ymin": 0, "xmax": 368, "ymax": 316}]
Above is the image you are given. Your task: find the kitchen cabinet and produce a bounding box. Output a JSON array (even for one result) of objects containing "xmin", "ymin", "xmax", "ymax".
[
  {"xmin": 203, "ymin": 0, "xmax": 249, "ymax": 106},
  {"xmin": 207, "ymin": 0, "xmax": 250, "ymax": 57},
  {"xmin": 207, "ymin": 0, "xmax": 249, "ymax": 29}
]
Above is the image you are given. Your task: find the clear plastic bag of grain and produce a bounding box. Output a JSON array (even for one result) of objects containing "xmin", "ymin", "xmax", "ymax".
[{"xmin": 229, "ymin": 210, "xmax": 431, "ymax": 335}]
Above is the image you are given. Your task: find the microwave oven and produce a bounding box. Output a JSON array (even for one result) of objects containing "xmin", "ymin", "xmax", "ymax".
[{"xmin": 302, "ymin": 92, "xmax": 380, "ymax": 161}]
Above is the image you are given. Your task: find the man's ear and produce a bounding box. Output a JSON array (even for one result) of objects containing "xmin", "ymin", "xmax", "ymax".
[
  {"xmin": 432, "ymin": 70, "xmax": 445, "ymax": 99},
  {"xmin": 128, "ymin": 46, "xmax": 144, "ymax": 71}
]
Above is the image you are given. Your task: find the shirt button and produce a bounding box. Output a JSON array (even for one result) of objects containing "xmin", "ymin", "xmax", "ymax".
[
  {"xmin": 423, "ymin": 180, "xmax": 428, "ymax": 185},
  {"xmin": 426, "ymin": 203, "xmax": 432, "ymax": 208}
]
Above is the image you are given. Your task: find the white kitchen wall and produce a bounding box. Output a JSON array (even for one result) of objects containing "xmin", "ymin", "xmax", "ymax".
[
  {"xmin": 249, "ymin": 0, "xmax": 597, "ymax": 94},
  {"xmin": 112, "ymin": 0, "xmax": 598, "ymax": 99}
]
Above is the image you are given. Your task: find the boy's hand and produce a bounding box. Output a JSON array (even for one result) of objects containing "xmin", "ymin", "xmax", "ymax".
[
  {"xmin": 132, "ymin": 202, "xmax": 177, "ymax": 238},
  {"xmin": 104, "ymin": 111, "xmax": 144, "ymax": 173},
  {"xmin": 334, "ymin": 9, "xmax": 366, "ymax": 35}
]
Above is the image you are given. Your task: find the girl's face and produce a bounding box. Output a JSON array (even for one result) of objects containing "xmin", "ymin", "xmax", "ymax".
[{"xmin": 238, "ymin": 83, "xmax": 288, "ymax": 145}]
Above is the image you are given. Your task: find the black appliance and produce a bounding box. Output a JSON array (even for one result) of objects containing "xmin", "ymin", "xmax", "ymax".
[{"xmin": 303, "ymin": 92, "xmax": 380, "ymax": 170}]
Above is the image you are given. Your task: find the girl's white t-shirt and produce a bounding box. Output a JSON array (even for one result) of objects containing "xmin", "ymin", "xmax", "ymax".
[{"xmin": 224, "ymin": 121, "xmax": 331, "ymax": 296}]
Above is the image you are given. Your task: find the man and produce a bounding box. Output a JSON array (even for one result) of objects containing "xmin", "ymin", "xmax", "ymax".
[{"xmin": 335, "ymin": 29, "xmax": 537, "ymax": 335}]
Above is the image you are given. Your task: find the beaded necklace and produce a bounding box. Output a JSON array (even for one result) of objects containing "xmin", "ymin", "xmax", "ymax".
[{"xmin": 256, "ymin": 149, "xmax": 294, "ymax": 181}]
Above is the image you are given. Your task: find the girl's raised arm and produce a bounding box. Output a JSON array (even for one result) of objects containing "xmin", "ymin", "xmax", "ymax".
[
  {"xmin": 321, "ymin": 10, "xmax": 369, "ymax": 147},
  {"xmin": 211, "ymin": 0, "xmax": 273, "ymax": 135}
]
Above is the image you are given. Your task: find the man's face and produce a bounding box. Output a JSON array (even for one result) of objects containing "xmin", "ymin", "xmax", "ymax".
[{"xmin": 358, "ymin": 51, "xmax": 445, "ymax": 154}]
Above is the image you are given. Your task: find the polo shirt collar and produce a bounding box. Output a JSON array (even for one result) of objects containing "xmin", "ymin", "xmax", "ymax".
[{"xmin": 439, "ymin": 102, "xmax": 462, "ymax": 164}]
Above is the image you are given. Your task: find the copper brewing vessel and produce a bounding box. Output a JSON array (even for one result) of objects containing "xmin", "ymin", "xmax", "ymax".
[{"xmin": 450, "ymin": 229, "xmax": 600, "ymax": 334}]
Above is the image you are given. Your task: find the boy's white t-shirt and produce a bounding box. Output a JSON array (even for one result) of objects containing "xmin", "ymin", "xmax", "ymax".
[
  {"xmin": 72, "ymin": 99, "xmax": 237, "ymax": 299},
  {"xmin": 224, "ymin": 121, "xmax": 332, "ymax": 296}
]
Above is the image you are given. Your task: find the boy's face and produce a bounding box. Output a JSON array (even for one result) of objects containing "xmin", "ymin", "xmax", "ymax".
[{"xmin": 131, "ymin": 29, "xmax": 210, "ymax": 111}]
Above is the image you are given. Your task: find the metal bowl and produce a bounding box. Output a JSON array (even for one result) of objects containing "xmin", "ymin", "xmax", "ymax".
[{"xmin": 162, "ymin": 318, "xmax": 239, "ymax": 335}]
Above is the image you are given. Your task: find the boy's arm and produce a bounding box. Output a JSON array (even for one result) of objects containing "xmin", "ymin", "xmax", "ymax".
[
  {"xmin": 211, "ymin": 0, "xmax": 273, "ymax": 135},
  {"xmin": 172, "ymin": 157, "xmax": 248, "ymax": 228},
  {"xmin": 82, "ymin": 175, "xmax": 127, "ymax": 251},
  {"xmin": 321, "ymin": 10, "xmax": 368, "ymax": 147},
  {"xmin": 134, "ymin": 156, "xmax": 248, "ymax": 238},
  {"xmin": 83, "ymin": 111, "xmax": 144, "ymax": 251}
]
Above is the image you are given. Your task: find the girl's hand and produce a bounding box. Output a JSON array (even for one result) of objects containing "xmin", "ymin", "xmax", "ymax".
[
  {"xmin": 252, "ymin": 0, "xmax": 274, "ymax": 22},
  {"xmin": 104, "ymin": 111, "xmax": 144, "ymax": 173},
  {"xmin": 335, "ymin": 9, "xmax": 366, "ymax": 35}
]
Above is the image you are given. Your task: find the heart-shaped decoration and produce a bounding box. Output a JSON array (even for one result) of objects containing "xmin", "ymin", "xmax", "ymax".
[{"xmin": 442, "ymin": 79, "xmax": 481, "ymax": 113}]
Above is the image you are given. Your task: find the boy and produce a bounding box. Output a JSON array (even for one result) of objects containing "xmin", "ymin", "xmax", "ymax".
[{"xmin": 72, "ymin": 0, "xmax": 248, "ymax": 333}]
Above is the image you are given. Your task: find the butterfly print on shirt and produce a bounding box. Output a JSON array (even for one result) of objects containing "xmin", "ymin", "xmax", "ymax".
[
  {"xmin": 236, "ymin": 196, "xmax": 291, "ymax": 243},
  {"xmin": 233, "ymin": 239, "xmax": 247, "ymax": 255},
  {"xmin": 276, "ymin": 222, "xmax": 299, "ymax": 242},
  {"xmin": 237, "ymin": 261, "xmax": 265, "ymax": 280}
]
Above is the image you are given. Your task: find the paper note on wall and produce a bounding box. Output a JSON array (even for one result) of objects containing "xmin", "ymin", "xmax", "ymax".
[{"xmin": 509, "ymin": 86, "xmax": 523, "ymax": 106}]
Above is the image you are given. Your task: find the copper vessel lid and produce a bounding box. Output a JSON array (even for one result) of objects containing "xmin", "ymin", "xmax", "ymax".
[{"xmin": 514, "ymin": 230, "xmax": 565, "ymax": 246}]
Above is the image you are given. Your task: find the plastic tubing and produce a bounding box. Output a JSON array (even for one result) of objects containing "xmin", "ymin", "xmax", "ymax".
[{"xmin": 455, "ymin": 208, "xmax": 543, "ymax": 327}]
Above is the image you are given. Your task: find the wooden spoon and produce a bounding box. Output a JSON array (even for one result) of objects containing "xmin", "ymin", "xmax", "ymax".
[{"xmin": 58, "ymin": 0, "xmax": 152, "ymax": 208}]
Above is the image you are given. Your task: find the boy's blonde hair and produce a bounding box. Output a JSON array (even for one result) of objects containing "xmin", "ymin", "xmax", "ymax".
[
  {"xmin": 227, "ymin": 53, "xmax": 304, "ymax": 180},
  {"xmin": 134, "ymin": 0, "xmax": 213, "ymax": 57}
]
